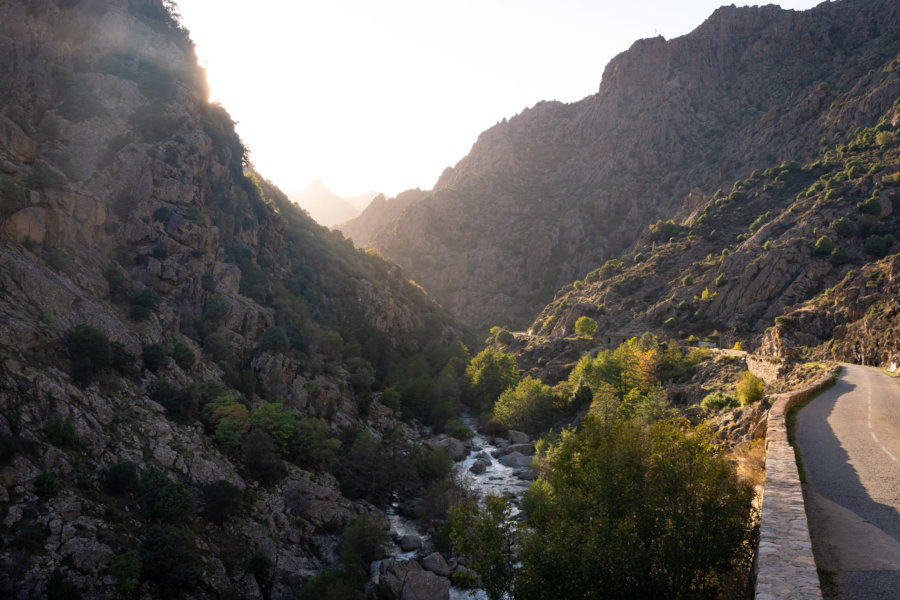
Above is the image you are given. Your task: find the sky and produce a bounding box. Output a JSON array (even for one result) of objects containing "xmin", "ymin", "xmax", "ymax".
[{"xmin": 175, "ymin": 0, "xmax": 822, "ymax": 199}]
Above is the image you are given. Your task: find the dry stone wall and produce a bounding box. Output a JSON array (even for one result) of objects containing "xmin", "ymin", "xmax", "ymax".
[{"xmin": 755, "ymin": 367, "xmax": 837, "ymax": 600}]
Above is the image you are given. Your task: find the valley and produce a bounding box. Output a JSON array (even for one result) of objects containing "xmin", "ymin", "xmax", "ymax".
[{"xmin": 0, "ymin": 1, "xmax": 897, "ymax": 599}]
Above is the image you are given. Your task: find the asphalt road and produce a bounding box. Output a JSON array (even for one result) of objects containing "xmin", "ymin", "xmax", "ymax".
[{"xmin": 796, "ymin": 364, "xmax": 900, "ymax": 599}]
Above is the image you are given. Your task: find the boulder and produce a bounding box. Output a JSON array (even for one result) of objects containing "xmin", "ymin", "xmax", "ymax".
[
  {"xmin": 506, "ymin": 443, "xmax": 535, "ymax": 455},
  {"xmin": 399, "ymin": 535, "xmax": 423, "ymax": 552},
  {"xmin": 469, "ymin": 458, "xmax": 490, "ymax": 474},
  {"xmin": 499, "ymin": 452, "xmax": 532, "ymax": 468},
  {"xmin": 380, "ymin": 559, "xmax": 450, "ymax": 600},
  {"xmin": 420, "ymin": 552, "xmax": 451, "ymax": 577},
  {"xmin": 439, "ymin": 437, "xmax": 468, "ymax": 461},
  {"xmin": 507, "ymin": 430, "xmax": 529, "ymax": 444},
  {"xmin": 2, "ymin": 206, "xmax": 46, "ymax": 244}
]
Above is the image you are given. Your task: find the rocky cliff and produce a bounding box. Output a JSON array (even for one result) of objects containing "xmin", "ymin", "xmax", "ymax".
[
  {"xmin": 0, "ymin": 1, "xmax": 465, "ymax": 598},
  {"xmin": 348, "ymin": 0, "xmax": 900, "ymax": 332}
]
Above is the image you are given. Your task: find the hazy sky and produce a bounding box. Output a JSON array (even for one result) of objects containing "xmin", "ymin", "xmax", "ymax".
[{"xmin": 176, "ymin": 0, "xmax": 822, "ymax": 198}]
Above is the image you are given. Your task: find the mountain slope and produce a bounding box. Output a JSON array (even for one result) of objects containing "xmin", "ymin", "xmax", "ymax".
[
  {"xmin": 0, "ymin": 2, "xmax": 465, "ymax": 598},
  {"xmin": 355, "ymin": 0, "xmax": 900, "ymax": 331},
  {"xmin": 286, "ymin": 179, "xmax": 361, "ymax": 227}
]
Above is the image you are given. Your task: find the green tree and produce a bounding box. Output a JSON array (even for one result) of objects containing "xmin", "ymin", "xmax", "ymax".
[
  {"xmin": 736, "ymin": 371, "xmax": 764, "ymax": 406},
  {"xmin": 449, "ymin": 496, "xmax": 516, "ymax": 600},
  {"xmin": 493, "ymin": 376, "xmax": 555, "ymax": 435},
  {"xmin": 250, "ymin": 403, "xmax": 298, "ymax": 451},
  {"xmin": 139, "ymin": 526, "xmax": 202, "ymax": 591},
  {"xmin": 67, "ymin": 324, "xmax": 112, "ymax": 385},
  {"xmin": 172, "ymin": 341, "xmax": 195, "ymax": 370},
  {"xmin": 512, "ymin": 417, "xmax": 756, "ymax": 599},
  {"xmin": 340, "ymin": 515, "xmax": 390, "ymax": 570},
  {"xmin": 138, "ymin": 468, "xmax": 195, "ymax": 523},
  {"xmin": 574, "ymin": 316, "xmax": 598, "ymax": 338},
  {"xmin": 465, "ymin": 348, "xmax": 519, "ymax": 413},
  {"xmin": 813, "ymin": 235, "xmax": 834, "ymax": 256},
  {"xmin": 141, "ymin": 343, "xmax": 167, "ymax": 372}
]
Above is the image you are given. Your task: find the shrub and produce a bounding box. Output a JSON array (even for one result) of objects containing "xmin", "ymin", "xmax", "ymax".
[
  {"xmin": 715, "ymin": 273, "xmax": 728, "ymax": 287},
  {"xmin": 340, "ymin": 515, "xmax": 390, "ymax": 569},
  {"xmin": 141, "ymin": 343, "xmax": 168, "ymax": 372},
  {"xmin": 67, "ymin": 324, "xmax": 111, "ymax": 385},
  {"xmin": 495, "ymin": 328, "xmax": 515, "ymax": 346},
  {"xmin": 858, "ymin": 196, "xmax": 881, "ymax": 214},
  {"xmin": 245, "ymin": 548, "xmax": 273, "ymax": 583},
  {"xmin": 574, "ymin": 316, "xmax": 598, "ymax": 338},
  {"xmin": 203, "ymin": 480, "xmax": 241, "ymax": 525},
  {"xmin": 109, "ymin": 550, "xmax": 140, "ymax": 598},
  {"xmin": 138, "ymin": 468, "xmax": 195, "ymax": 523},
  {"xmin": 649, "ymin": 219, "xmax": 683, "ymax": 242},
  {"xmin": 131, "ymin": 287, "xmax": 161, "ymax": 321},
  {"xmin": 737, "ymin": 371, "xmax": 764, "ymax": 406},
  {"xmin": 172, "ymin": 341, "xmax": 195, "ymax": 370},
  {"xmin": 450, "ymin": 425, "xmax": 475, "ymax": 441},
  {"xmin": 663, "ymin": 317, "xmax": 678, "ymax": 329},
  {"xmin": 140, "ymin": 526, "xmax": 202, "ymax": 591},
  {"xmin": 682, "ymin": 274, "xmax": 694, "ymax": 286},
  {"xmin": 47, "ymin": 568, "xmax": 81, "ymax": 600},
  {"xmin": 46, "ymin": 414, "xmax": 76, "ymax": 447},
  {"xmin": 813, "ymin": 235, "xmax": 834, "ymax": 256},
  {"xmin": 34, "ymin": 470, "xmax": 59, "ymax": 497},
  {"xmin": 833, "ymin": 216, "xmax": 853, "ymax": 237},
  {"xmin": 104, "ymin": 461, "xmax": 139, "ymax": 496},
  {"xmin": 242, "ymin": 428, "xmax": 285, "ymax": 485},
  {"xmin": 701, "ymin": 391, "xmax": 739, "ymax": 412},
  {"xmin": 260, "ymin": 326, "xmax": 289, "ymax": 353},
  {"xmin": 864, "ymin": 234, "xmax": 888, "ymax": 257},
  {"xmin": 763, "ymin": 240, "xmax": 773, "ymax": 251},
  {"xmin": 830, "ymin": 246, "xmax": 850, "ymax": 266}
]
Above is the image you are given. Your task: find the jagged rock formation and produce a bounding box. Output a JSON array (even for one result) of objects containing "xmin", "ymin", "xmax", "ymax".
[
  {"xmin": 339, "ymin": 188, "xmax": 427, "ymax": 246},
  {"xmin": 348, "ymin": 0, "xmax": 900, "ymax": 331},
  {"xmin": 0, "ymin": 1, "xmax": 463, "ymax": 598}
]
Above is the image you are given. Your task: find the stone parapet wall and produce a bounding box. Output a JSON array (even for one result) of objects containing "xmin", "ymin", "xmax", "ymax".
[{"xmin": 755, "ymin": 366, "xmax": 837, "ymax": 600}]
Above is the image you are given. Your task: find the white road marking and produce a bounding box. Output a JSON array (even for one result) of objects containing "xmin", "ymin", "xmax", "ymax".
[{"xmin": 864, "ymin": 370, "xmax": 898, "ymax": 463}]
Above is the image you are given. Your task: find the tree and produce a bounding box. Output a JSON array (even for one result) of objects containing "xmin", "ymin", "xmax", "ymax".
[
  {"xmin": 464, "ymin": 348, "xmax": 519, "ymax": 413},
  {"xmin": 813, "ymin": 235, "xmax": 834, "ymax": 256},
  {"xmin": 141, "ymin": 343, "xmax": 167, "ymax": 372},
  {"xmin": 493, "ymin": 376, "xmax": 556, "ymax": 435},
  {"xmin": 140, "ymin": 526, "xmax": 202, "ymax": 591},
  {"xmin": 172, "ymin": 341, "xmax": 195, "ymax": 370},
  {"xmin": 67, "ymin": 324, "xmax": 111, "ymax": 385},
  {"xmin": 574, "ymin": 316, "xmax": 598, "ymax": 338},
  {"xmin": 736, "ymin": 371, "xmax": 764, "ymax": 405},
  {"xmin": 449, "ymin": 496, "xmax": 516, "ymax": 600},
  {"xmin": 511, "ymin": 417, "xmax": 756, "ymax": 599}
]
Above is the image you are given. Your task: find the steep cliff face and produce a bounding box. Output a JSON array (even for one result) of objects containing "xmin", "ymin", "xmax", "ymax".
[
  {"xmin": 0, "ymin": 2, "xmax": 462, "ymax": 598},
  {"xmin": 354, "ymin": 0, "xmax": 900, "ymax": 331}
]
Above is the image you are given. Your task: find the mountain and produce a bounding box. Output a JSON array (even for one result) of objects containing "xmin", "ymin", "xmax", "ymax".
[
  {"xmin": 350, "ymin": 0, "xmax": 900, "ymax": 332},
  {"xmin": 342, "ymin": 189, "xmax": 380, "ymax": 212},
  {"xmin": 285, "ymin": 179, "xmax": 361, "ymax": 227},
  {"xmin": 338, "ymin": 188, "xmax": 427, "ymax": 247},
  {"xmin": 0, "ymin": 2, "xmax": 467, "ymax": 598}
]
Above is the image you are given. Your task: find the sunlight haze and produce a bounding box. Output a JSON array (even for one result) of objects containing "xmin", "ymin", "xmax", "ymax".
[{"xmin": 176, "ymin": 0, "xmax": 822, "ymax": 199}]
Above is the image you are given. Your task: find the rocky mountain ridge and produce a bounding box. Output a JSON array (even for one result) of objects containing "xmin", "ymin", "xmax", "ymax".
[
  {"xmin": 0, "ymin": 1, "xmax": 466, "ymax": 598},
  {"xmin": 344, "ymin": 0, "xmax": 900, "ymax": 332}
]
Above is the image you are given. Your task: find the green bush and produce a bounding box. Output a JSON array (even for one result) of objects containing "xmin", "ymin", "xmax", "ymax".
[
  {"xmin": 682, "ymin": 274, "xmax": 694, "ymax": 286},
  {"xmin": 830, "ymin": 246, "xmax": 850, "ymax": 266},
  {"xmin": 260, "ymin": 326, "xmax": 290, "ymax": 353},
  {"xmin": 109, "ymin": 550, "xmax": 141, "ymax": 599},
  {"xmin": 138, "ymin": 468, "xmax": 195, "ymax": 523},
  {"xmin": 813, "ymin": 235, "xmax": 834, "ymax": 256},
  {"xmin": 663, "ymin": 317, "xmax": 678, "ymax": 328},
  {"xmin": 340, "ymin": 515, "xmax": 390, "ymax": 570},
  {"xmin": 864, "ymin": 234, "xmax": 888, "ymax": 257},
  {"xmin": 104, "ymin": 461, "xmax": 139, "ymax": 496},
  {"xmin": 141, "ymin": 343, "xmax": 168, "ymax": 372},
  {"xmin": 574, "ymin": 316, "xmax": 598, "ymax": 339},
  {"xmin": 858, "ymin": 196, "xmax": 881, "ymax": 214},
  {"xmin": 202, "ymin": 480, "xmax": 242, "ymax": 525},
  {"xmin": 46, "ymin": 414, "xmax": 76, "ymax": 447},
  {"xmin": 833, "ymin": 216, "xmax": 854, "ymax": 237},
  {"xmin": 47, "ymin": 568, "xmax": 81, "ymax": 600},
  {"xmin": 172, "ymin": 341, "xmax": 195, "ymax": 370},
  {"xmin": 715, "ymin": 273, "xmax": 728, "ymax": 287},
  {"xmin": 34, "ymin": 470, "xmax": 60, "ymax": 497},
  {"xmin": 67, "ymin": 324, "xmax": 111, "ymax": 385},
  {"xmin": 736, "ymin": 371, "xmax": 764, "ymax": 406},
  {"xmin": 494, "ymin": 376, "xmax": 556, "ymax": 435},
  {"xmin": 139, "ymin": 526, "xmax": 202, "ymax": 591},
  {"xmin": 701, "ymin": 391, "xmax": 739, "ymax": 412},
  {"xmin": 242, "ymin": 428, "xmax": 285, "ymax": 485}
]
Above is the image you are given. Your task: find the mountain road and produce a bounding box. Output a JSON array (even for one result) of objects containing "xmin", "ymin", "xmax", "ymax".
[{"xmin": 796, "ymin": 364, "xmax": 900, "ymax": 599}]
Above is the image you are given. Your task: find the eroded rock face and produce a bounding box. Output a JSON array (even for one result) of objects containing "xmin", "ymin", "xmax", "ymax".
[
  {"xmin": 379, "ymin": 559, "xmax": 451, "ymax": 600},
  {"xmin": 348, "ymin": 0, "xmax": 900, "ymax": 331}
]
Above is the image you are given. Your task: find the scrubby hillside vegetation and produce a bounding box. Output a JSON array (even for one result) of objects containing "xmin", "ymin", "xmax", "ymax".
[{"xmin": 0, "ymin": 1, "xmax": 473, "ymax": 598}]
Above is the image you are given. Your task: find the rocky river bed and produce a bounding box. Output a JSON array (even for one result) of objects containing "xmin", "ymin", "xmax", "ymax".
[{"xmin": 371, "ymin": 419, "xmax": 537, "ymax": 599}]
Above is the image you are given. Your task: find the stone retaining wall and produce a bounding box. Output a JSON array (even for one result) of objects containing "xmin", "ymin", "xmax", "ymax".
[{"xmin": 754, "ymin": 367, "xmax": 837, "ymax": 600}]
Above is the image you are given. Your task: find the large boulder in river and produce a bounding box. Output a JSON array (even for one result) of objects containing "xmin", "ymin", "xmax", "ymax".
[
  {"xmin": 469, "ymin": 458, "xmax": 490, "ymax": 474},
  {"xmin": 507, "ymin": 430, "xmax": 530, "ymax": 444},
  {"xmin": 380, "ymin": 559, "xmax": 450, "ymax": 600},
  {"xmin": 439, "ymin": 437, "xmax": 468, "ymax": 461},
  {"xmin": 507, "ymin": 443, "xmax": 535, "ymax": 455},
  {"xmin": 499, "ymin": 452, "xmax": 533, "ymax": 468},
  {"xmin": 421, "ymin": 552, "xmax": 452, "ymax": 577},
  {"xmin": 399, "ymin": 535, "xmax": 423, "ymax": 552}
]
